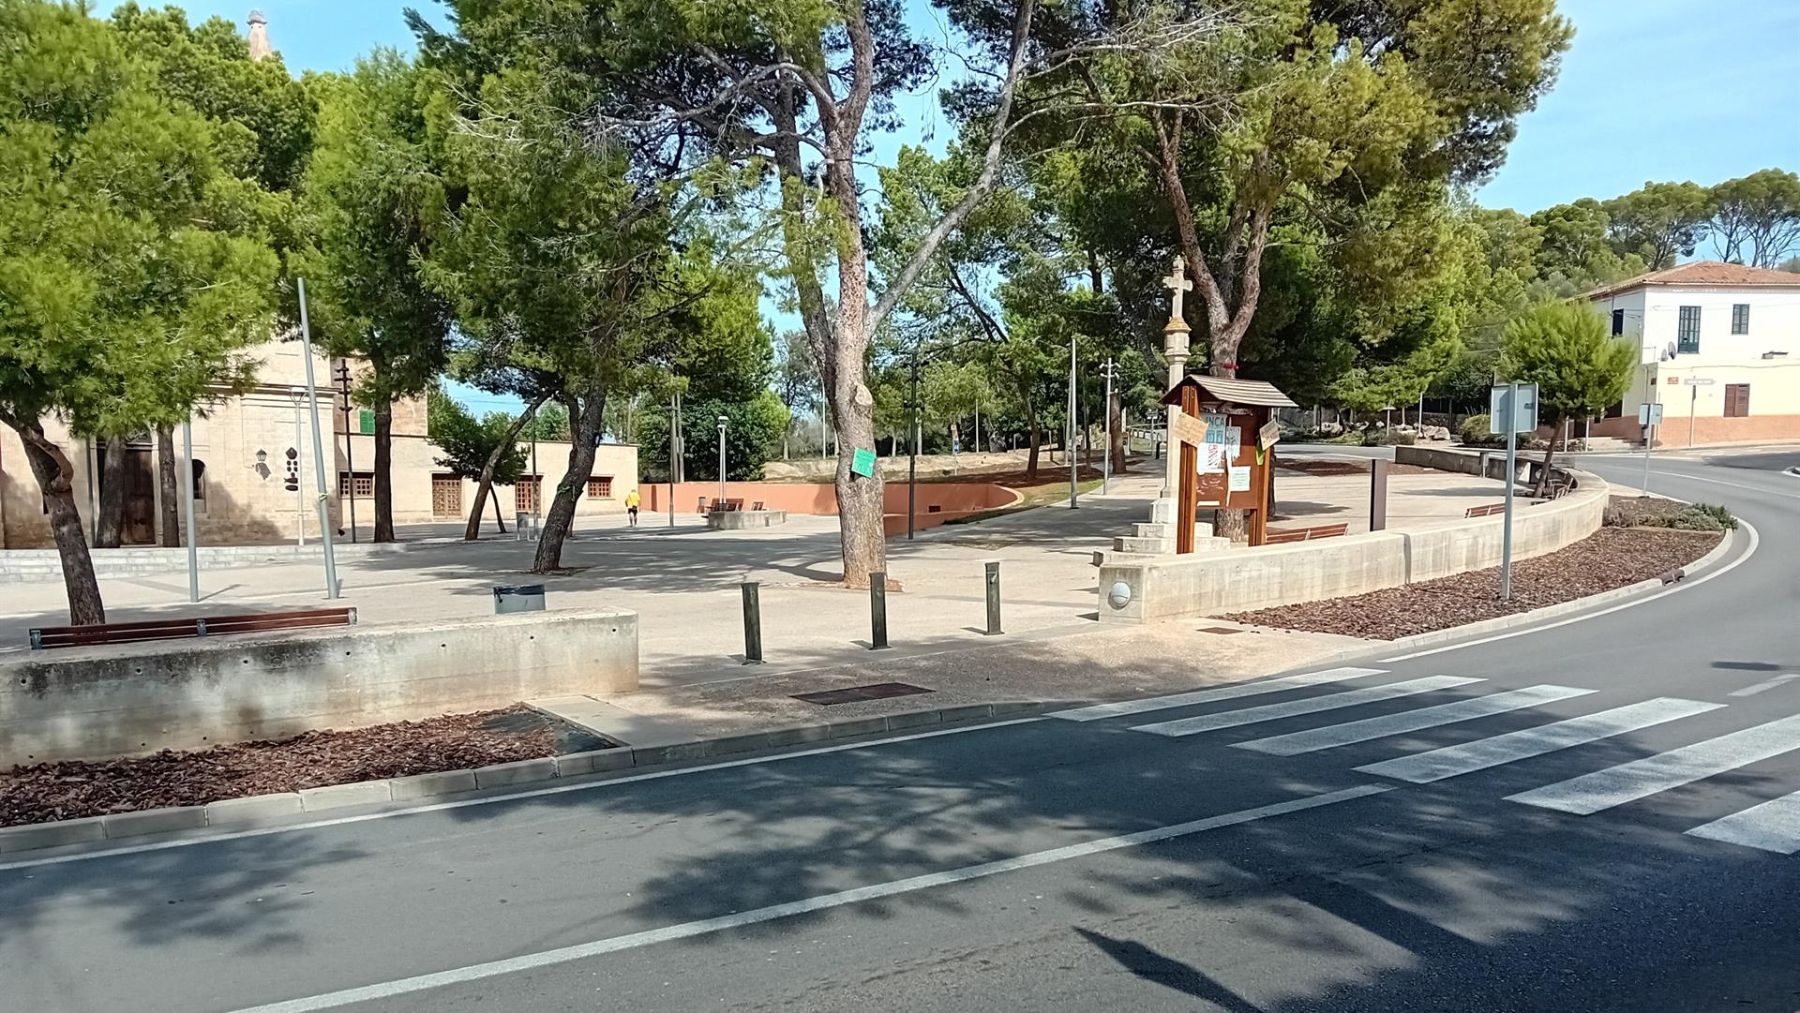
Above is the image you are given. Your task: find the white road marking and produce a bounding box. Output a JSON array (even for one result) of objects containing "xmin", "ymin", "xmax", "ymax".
[
  {"xmin": 1687, "ymin": 790, "xmax": 1800, "ymax": 854},
  {"xmin": 1131, "ymin": 676, "xmax": 1481, "ymax": 737},
  {"xmin": 221, "ymin": 784, "xmax": 1394, "ymax": 1013},
  {"xmin": 1652, "ymin": 471, "xmax": 1800, "ymax": 500},
  {"xmin": 1233, "ymin": 685, "xmax": 1595, "ymax": 756},
  {"xmin": 1357, "ymin": 698, "xmax": 1721, "ymax": 784},
  {"xmin": 1729, "ymin": 674, "xmax": 1800, "ymax": 698},
  {"xmin": 0, "ymin": 718, "xmax": 1042, "ymax": 873},
  {"xmin": 1508, "ymin": 714, "xmax": 1800, "ymax": 815},
  {"xmin": 1048, "ymin": 667, "xmax": 1386, "ymax": 722},
  {"xmin": 1382, "ymin": 519, "xmax": 1759, "ymax": 663}
]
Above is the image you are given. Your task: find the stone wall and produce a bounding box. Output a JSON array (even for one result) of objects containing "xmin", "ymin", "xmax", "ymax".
[
  {"xmin": 0, "ymin": 607, "xmax": 639, "ymax": 766},
  {"xmin": 1099, "ymin": 469, "xmax": 1608, "ymax": 624}
]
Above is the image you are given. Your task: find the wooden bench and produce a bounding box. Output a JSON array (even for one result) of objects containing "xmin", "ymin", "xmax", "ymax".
[
  {"xmin": 751, "ymin": 500, "xmax": 765, "ymax": 512},
  {"xmin": 1263, "ymin": 522, "xmax": 1349, "ymax": 545},
  {"xmin": 1464, "ymin": 503, "xmax": 1507, "ymax": 518},
  {"xmin": 709, "ymin": 498, "xmax": 745, "ymax": 514},
  {"xmin": 29, "ymin": 607, "xmax": 358, "ymax": 650}
]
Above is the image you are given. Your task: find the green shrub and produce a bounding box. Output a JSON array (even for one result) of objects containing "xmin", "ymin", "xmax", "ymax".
[
  {"xmin": 1603, "ymin": 496, "xmax": 1736, "ymax": 532},
  {"xmin": 1458, "ymin": 414, "xmax": 1502, "ymax": 447},
  {"xmin": 1674, "ymin": 503, "xmax": 1737, "ymax": 531}
]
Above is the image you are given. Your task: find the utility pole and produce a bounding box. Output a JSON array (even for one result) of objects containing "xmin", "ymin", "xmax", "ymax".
[
  {"xmin": 333, "ymin": 360, "xmax": 357, "ymax": 542},
  {"xmin": 1068, "ymin": 334, "xmax": 1079, "ymax": 510},
  {"xmin": 668, "ymin": 389, "xmax": 678, "ymax": 527},
  {"xmin": 295, "ymin": 278, "xmax": 340, "ymax": 600}
]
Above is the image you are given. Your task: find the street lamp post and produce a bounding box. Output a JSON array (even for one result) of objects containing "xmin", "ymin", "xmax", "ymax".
[
  {"xmin": 717, "ymin": 415, "xmax": 728, "ymax": 502},
  {"xmin": 1100, "ymin": 357, "xmax": 1116, "ymax": 496},
  {"xmin": 333, "ymin": 361, "xmax": 357, "ymax": 542},
  {"xmin": 1068, "ymin": 334, "xmax": 1079, "ymax": 510},
  {"xmin": 908, "ymin": 351, "xmax": 921, "ymax": 539}
]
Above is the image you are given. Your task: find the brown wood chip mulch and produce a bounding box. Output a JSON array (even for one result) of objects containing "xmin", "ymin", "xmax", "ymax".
[
  {"xmin": 1, "ymin": 705, "xmax": 584, "ymax": 828},
  {"xmin": 1224, "ymin": 526, "xmax": 1722, "ymax": 641}
]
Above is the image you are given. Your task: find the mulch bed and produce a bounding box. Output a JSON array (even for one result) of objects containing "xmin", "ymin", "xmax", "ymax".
[
  {"xmin": 1223, "ymin": 526, "xmax": 1722, "ymax": 641},
  {"xmin": 1, "ymin": 705, "xmax": 601, "ymax": 828}
]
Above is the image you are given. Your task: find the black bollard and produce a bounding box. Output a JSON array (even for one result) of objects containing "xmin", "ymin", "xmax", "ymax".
[
  {"xmin": 740, "ymin": 581, "xmax": 763, "ymax": 664},
  {"xmin": 869, "ymin": 571, "xmax": 890, "ymax": 650},
  {"xmin": 984, "ymin": 561, "xmax": 1002, "ymax": 636}
]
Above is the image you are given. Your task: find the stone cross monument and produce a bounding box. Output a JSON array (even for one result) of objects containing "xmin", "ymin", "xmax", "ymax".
[{"xmin": 1160, "ymin": 256, "xmax": 1193, "ymax": 499}]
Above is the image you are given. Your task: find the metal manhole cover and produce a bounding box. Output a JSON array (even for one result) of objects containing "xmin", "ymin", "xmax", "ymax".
[{"xmin": 792, "ymin": 682, "xmax": 934, "ymax": 706}]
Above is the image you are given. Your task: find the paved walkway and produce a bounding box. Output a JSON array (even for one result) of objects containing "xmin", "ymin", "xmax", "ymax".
[{"xmin": 0, "ymin": 456, "xmax": 1508, "ymax": 688}]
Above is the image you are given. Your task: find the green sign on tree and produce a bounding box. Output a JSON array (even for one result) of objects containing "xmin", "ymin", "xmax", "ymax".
[{"xmin": 851, "ymin": 448, "xmax": 877, "ymax": 478}]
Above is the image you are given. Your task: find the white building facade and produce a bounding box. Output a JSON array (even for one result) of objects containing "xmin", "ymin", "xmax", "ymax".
[{"xmin": 1587, "ymin": 262, "xmax": 1800, "ymax": 447}]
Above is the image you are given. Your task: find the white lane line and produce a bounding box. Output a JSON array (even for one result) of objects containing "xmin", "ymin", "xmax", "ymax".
[
  {"xmin": 1653, "ymin": 471, "xmax": 1800, "ymax": 500},
  {"xmin": 1131, "ymin": 676, "xmax": 1481, "ymax": 738},
  {"xmin": 1729, "ymin": 674, "xmax": 1800, "ymax": 698},
  {"xmin": 1357, "ymin": 698, "xmax": 1721, "ymax": 784},
  {"xmin": 1382, "ymin": 519, "xmax": 1759, "ymax": 663},
  {"xmin": 1687, "ymin": 790, "xmax": 1800, "ymax": 854},
  {"xmin": 1508, "ymin": 714, "xmax": 1800, "ymax": 815},
  {"xmin": 221, "ymin": 784, "xmax": 1394, "ymax": 1013},
  {"xmin": 1233, "ymin": 685, "xmax": 1595, "ymax": 756},
  {"xmin": 1048, "ymin": 667, "xmax": 1386, "ymax": 722},
  {"xmin": 0, "ymin": 718, "xmax": 1042, "ymax": 874}
]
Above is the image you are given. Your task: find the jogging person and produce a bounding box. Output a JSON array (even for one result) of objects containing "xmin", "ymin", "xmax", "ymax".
[{"xmin": 624, "ymin": 487, "xmax": 640, "ymax": 526}]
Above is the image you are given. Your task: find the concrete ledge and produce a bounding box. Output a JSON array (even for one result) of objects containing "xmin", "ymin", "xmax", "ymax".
[
  {"xmin": 0, "ymin": 815, "xmax": 105, "ymax": 853},
  {"xmin": 1, "ymin": 606, "xmax": 640, "ymax": 766},
  {"xmin": 554, "ymin": 749, "xmax": 635, "ymax": 777},
  {"xmin": 101, "ymin": 806, "xmax": 209, "ymax": 839},
  {"xmin": 473, "ymin": 757, "xmax": 559, "ymax": 788},
  {"xmin": 204, "ymin": 793, "xmax": 305, "ymax": 825},
  {"xmin": 389, "ymin": 769, "xmax": 479, "ymax": 800},
  {"xmin": 300, "ymin": 780, "xmax": 393, "ymax": 812}
]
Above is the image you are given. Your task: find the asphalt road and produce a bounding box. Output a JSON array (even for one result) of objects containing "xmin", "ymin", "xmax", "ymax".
[{"xmin": 3, "ymin": 447, "xmax": 1797, "ymax": 1013}]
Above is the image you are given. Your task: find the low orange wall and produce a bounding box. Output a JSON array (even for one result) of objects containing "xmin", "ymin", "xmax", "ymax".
[
  {"xmin": 1584, "ymin": 413, "xmax": 1800, "ymax": 448},
  {"xmin": 641, "ymin": 480, "xmax": 1022, "ymax": 536}
]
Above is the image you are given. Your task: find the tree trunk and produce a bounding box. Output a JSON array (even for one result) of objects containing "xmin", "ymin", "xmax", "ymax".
[
  {"xmin": 465, "ymin": 393, "xmax": 547, "ymax": 540},
  {"xmin": 532, "ymin": 389, "xmax": 604, "ymax": 573},
  {"xmin": 1534, "ymin": 416, "xmax": 1560, "ymax": 497},
  {"xmin": 156, "ymin": 425, "xmax": 180, "ymax": 547},
  {"xmin": 94, "ymin": 435, "xmax": 125, "ymax": 549},
  {"xmin": 372, "ymin": 393, "xmax": 395, "ymax": 542},
  {"xmin": 488, "ymin": 485, "xmax": 508, "ymax": 534},
  {"xmin": 10, "ymin": 420, "xmax": 105, "ymax": 625},
  {"xmin": 1109, "ymin": 388, "xmax": 1127, "ymax": 473}
]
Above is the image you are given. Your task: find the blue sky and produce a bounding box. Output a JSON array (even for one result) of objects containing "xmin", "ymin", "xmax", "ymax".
[{"xmin": 133, "ymin": 0, "xmax": 1798, "ymax": 215}]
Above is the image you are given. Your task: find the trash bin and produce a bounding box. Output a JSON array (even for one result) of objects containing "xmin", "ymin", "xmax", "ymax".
[{"xmin": 493, "ymin": 583, "xmax": 546, "ymax": 614}]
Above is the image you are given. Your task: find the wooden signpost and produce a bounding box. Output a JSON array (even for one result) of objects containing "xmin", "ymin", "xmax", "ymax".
[{"xmin": 1161, "ymin": 376, "xmax": 1296, "ymax": 549}]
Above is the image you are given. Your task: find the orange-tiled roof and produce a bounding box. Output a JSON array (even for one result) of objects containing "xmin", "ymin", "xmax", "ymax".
[{"xmin": 1587, "ymin": 261, "xmax": 1800, "ymax": 299}]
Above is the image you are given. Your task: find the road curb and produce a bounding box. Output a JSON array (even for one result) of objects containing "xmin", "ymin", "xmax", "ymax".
[
  {"xmin": 1295, "ymin": 523, "xmax": 1741, "ymax": 667},
  {"xmin": 0, "ymin": 700, "xmax": 1057, "ymax": 857}
]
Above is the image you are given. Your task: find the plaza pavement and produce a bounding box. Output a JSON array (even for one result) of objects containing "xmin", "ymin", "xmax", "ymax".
[{"xmin": 0, "ymin": 455, "xmax": 1506, "ymax": 691}]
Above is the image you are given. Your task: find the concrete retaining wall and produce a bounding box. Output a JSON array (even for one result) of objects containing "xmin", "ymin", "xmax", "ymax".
[
  {"xmin": 0, "ymin": 607, "xmax": 639, "ymax": 766},
  {"xmin": 1099, "ymin": 469, "xmax": 1608, "ymax": 624}
]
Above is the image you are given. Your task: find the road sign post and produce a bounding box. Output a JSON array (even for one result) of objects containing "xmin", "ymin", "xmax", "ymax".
[
  {"xmin": 1490, "ymin": 382, "xmax": 1538, "ymax": 602},
  {"xmin": 1637, "ymin": 400, "xmax": 1664, "ymax": 496},
  {"xmin": 1684, "ymin": 377, "xmax": 1716, "ymax": 448}
]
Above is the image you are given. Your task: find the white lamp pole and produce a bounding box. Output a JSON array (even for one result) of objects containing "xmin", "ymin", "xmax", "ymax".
[{"xmin": 717, "ymin": 415, "xmax": 728, "ymax": 501}]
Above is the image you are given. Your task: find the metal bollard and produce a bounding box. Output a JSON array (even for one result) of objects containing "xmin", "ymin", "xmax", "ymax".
[
  {"xmin": 1369, "ymin": 458, "xmax": 1390, "ymax": 532},
  {"xmin": 984, "ymin": 560, "xmax": 1002, "ymax": 635},
  {"xmin": 740, "ymin": 581, "xmax": 763, "ymax": 664},
  {"xmin": 869, "ymin": 571, "xmax": 890, "ymax": 650}
]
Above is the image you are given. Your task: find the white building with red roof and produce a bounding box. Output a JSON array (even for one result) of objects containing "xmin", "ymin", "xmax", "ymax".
[{"xmin": 1586, "ymin": 261, "xmax": 1800, "ymax": 447}]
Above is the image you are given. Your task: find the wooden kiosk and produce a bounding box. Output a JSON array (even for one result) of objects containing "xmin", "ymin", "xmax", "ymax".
[{"xmin": 1161, "ymin": 375, "xmax": 1297, "ymax": 550}]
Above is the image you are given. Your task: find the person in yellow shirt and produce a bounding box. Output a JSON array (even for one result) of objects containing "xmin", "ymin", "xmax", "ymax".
[{"xmin": 624, "ymin": 488, "xmax": 640, "ymax": 526}]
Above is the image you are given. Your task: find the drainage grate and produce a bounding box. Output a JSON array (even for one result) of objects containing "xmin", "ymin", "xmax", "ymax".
[
  {"xmin": 793, "ymin": 682, "xmax": 934, "ymax": 706},
  {"xmin": 1198, "ymin": 626, "xmax": 1245, "ymax": 635}
]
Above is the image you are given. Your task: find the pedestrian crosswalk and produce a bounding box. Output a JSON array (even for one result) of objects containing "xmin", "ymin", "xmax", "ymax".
[{"xmin": 1055, "ymin": 666, "xmax": 1800, "ymax": 855}]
